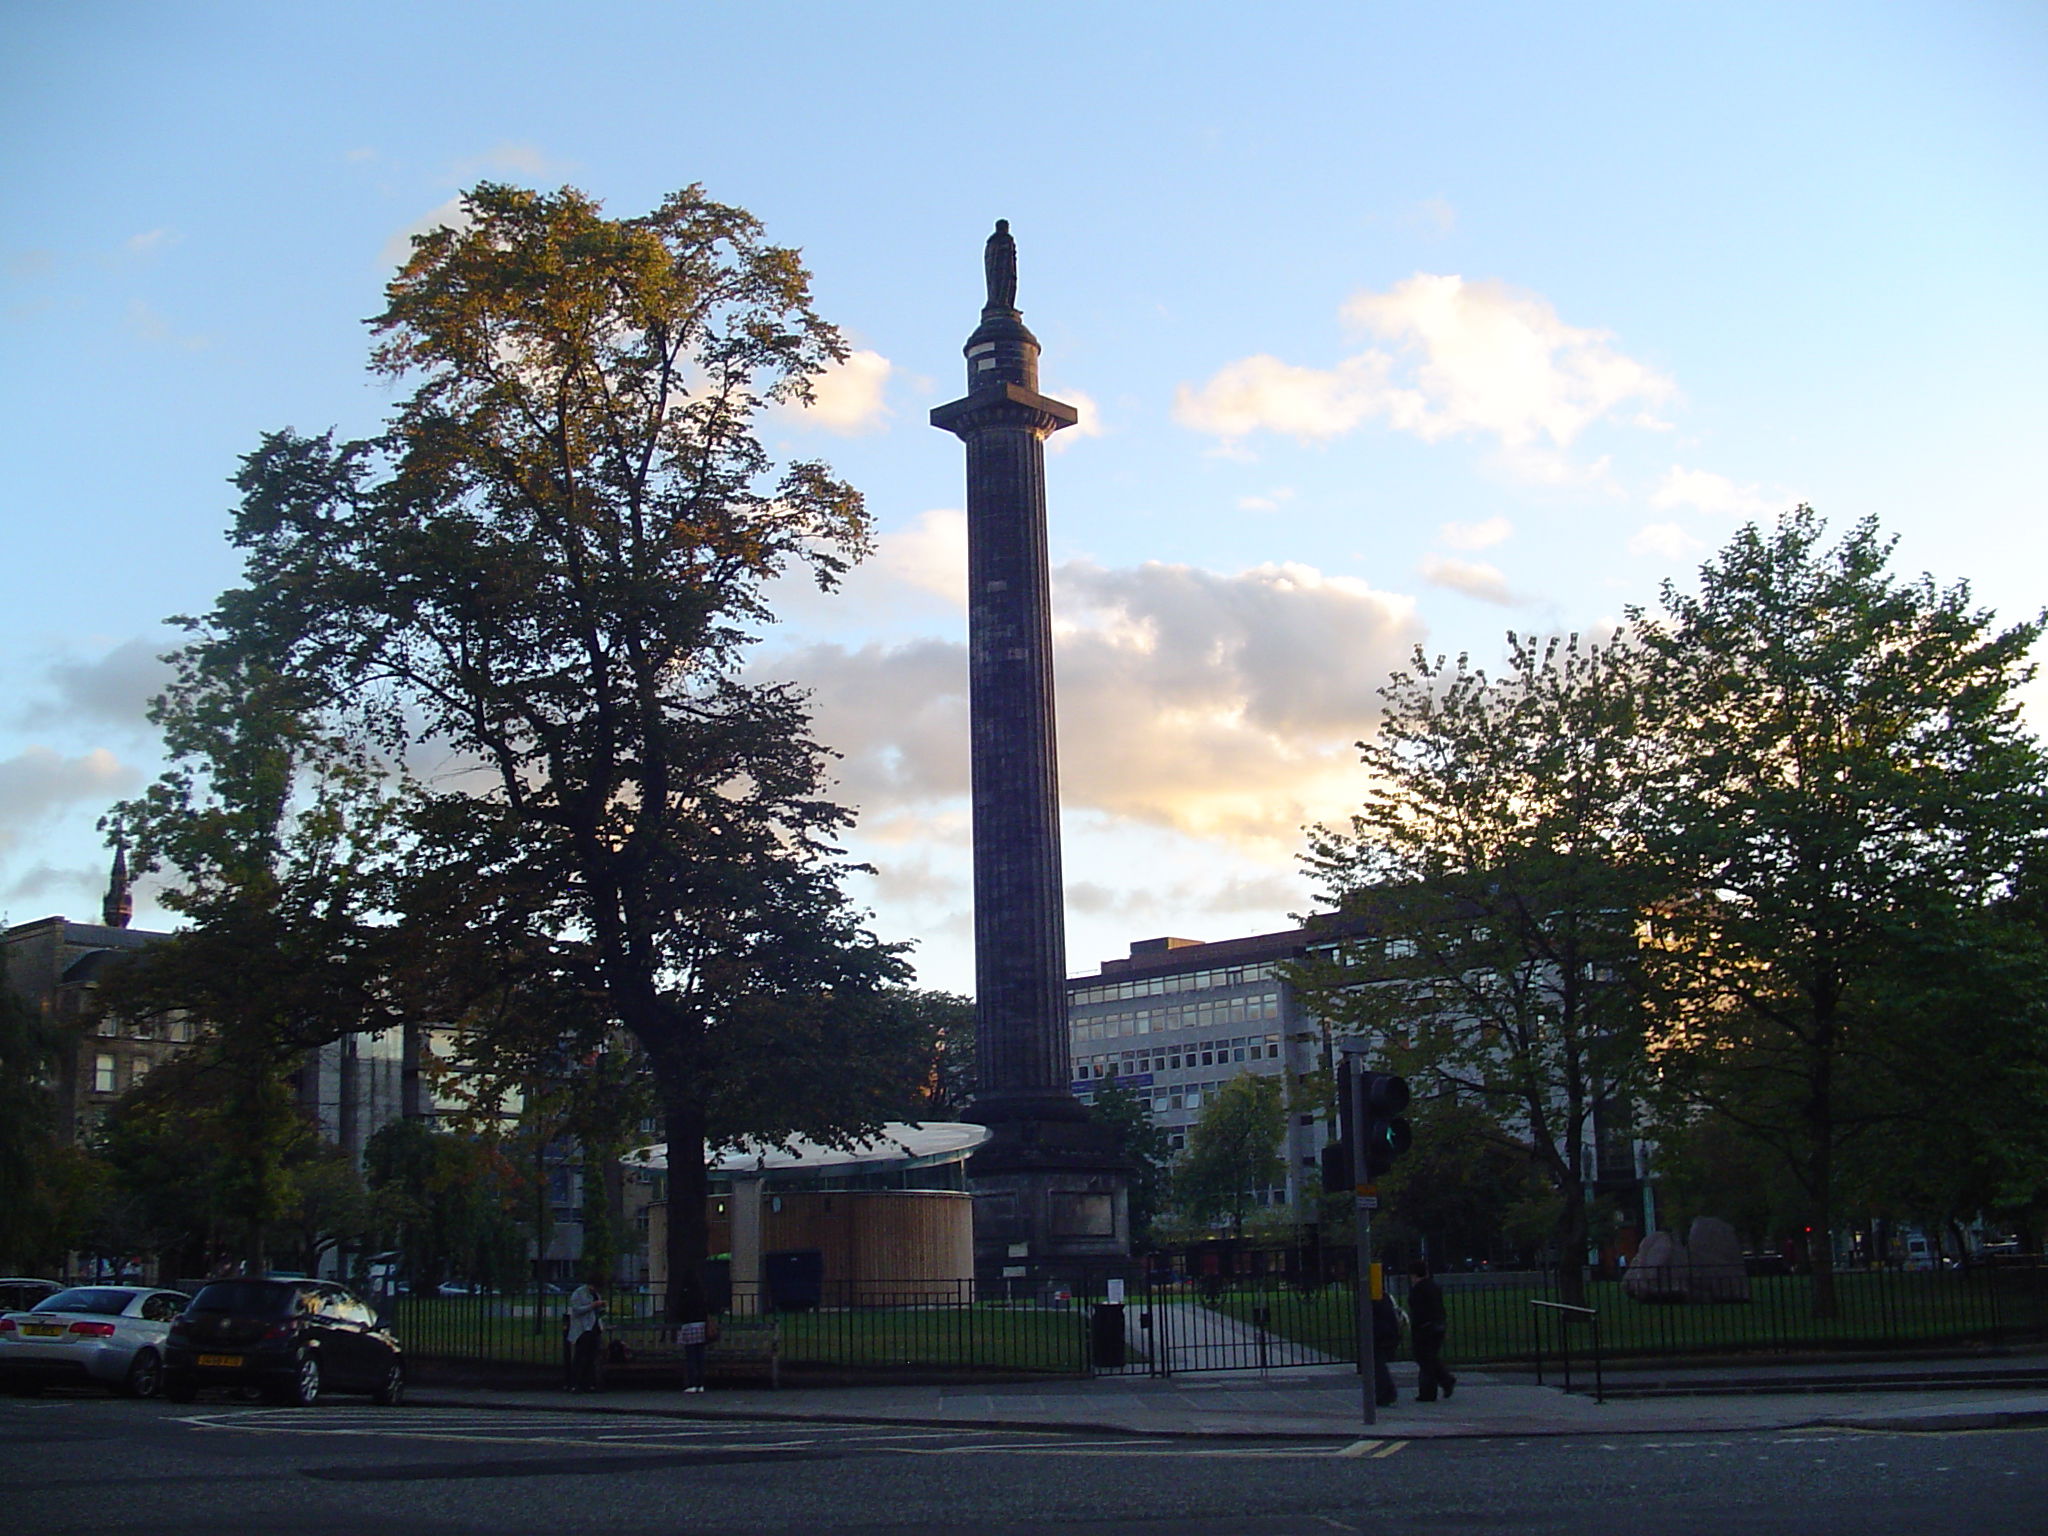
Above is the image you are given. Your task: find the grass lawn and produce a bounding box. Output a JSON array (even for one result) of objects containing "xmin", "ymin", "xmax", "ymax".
[{"xmin": 1208, "ymin": 1267, "xmax": 2044, "ymax": 1365}]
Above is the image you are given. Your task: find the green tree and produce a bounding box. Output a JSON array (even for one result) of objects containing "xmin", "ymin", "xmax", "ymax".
[
  {"xmin": 361, "ymin": 1118, "xmax": 529, "ymax": 1291},
  {"xmin": 1176, "ymin": 1073, "xmax": 1286, "ymax": 1236},
  {"xmin": 1371, "ymin": 1094, "xmax": 1552, "ymax": 1270},
  {"xmin": 883, "ymin": 989, "xmax": 977, "ymax": 1119},
  {"xmin": 195, "ymin": 183, "xmax": 912, "ymax": 1321},
  {"xmin": 1634, "ymin": 509, "xmax": 2048, "ymax": 1315},
  {"xmin": 105, "ymin": 644, "xmax": 409, "ymax": 1272},
  {"xmin": 1299, "ymin": 632, "xmax": 1654, "ymax": 1304},
  {"xmin": 1089, "ymin": 1079, "xmax": 1172, "ymax": 1246}
]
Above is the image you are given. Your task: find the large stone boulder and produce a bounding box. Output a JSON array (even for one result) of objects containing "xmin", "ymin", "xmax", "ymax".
[
  {"xmin": 1625, "ymin": 1230, "xmax": 1691, "ymax": 1302},
  {"xmin": 1686, "ymin": 1216, "xmax": 1751, "ymax": 1302}
]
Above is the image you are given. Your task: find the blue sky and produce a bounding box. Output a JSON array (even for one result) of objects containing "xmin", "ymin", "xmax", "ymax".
[{"xmin": 5, "ymin": 2, "xmax": 2045, "ymax": 992}]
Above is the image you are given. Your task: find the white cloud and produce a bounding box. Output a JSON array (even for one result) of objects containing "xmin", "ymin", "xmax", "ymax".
[
  {"xmin": 1401, "ymin": 197, "xmax": 1458, "ymax": 237},
  {"xmin": 1177, "ymin": 275, "xmax": 1675, "ymax": 481},
  {"xmin": 1418, "ymin": 555, "xmax": 1516, "ymax": 605},
  {"xmin": 126, "ymin": 299, "xmax": 210, "ymax": 351},
  {"xmin": 1238, "ymin": 487, "xmax": 1296, "ymax": 514},
  {"xmin": 788, "ymin": 348, "xmax": 894, "ymax": 435},
  {"xmin": 1649, "ymin": 465, "xmax": 1781, "ymax": 520},
  {"xmin": 379, "ymin": 197, "xmax": 473, "ymax": 271},
  {"xmin": 1628, "ymin": 522, "xmax": 1708, "ymax": 560},
  {"xmin": 1439, "ymin": 516, "xmax": 1512, "ymax": 550},
  {"xmin": 125, "ymin": 228, "xmax": 173, "ymax": 255}
]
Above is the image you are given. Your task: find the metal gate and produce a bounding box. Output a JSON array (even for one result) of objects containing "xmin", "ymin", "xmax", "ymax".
[{"xmin": 1072, "ymin": 1246, "xmax": 1362, "ymax": 1377}]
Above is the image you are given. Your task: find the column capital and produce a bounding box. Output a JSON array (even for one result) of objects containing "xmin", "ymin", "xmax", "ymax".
[{"xmin": 930, "ymin": 383, "xmax": 1079, "ymax": 441}]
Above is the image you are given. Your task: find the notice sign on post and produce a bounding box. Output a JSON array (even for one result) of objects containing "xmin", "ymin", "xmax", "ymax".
[
  {"xmin": 1355, "ymin": 1193, "xmax": 1380, "ymax": 1212},
  {"xmin": 1107, "ymin": 1278, "xmax": 1125, "ymax": 1304}
]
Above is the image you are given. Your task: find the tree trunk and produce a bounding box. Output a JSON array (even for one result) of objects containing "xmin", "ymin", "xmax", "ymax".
[
  {"xmin": 1554, "ymin": 1182, "xmax": 1591, "ymax": 1308},
  {"xmin": 653, "ymin": 1068, "xmax": 710, "ymax": 1326}
]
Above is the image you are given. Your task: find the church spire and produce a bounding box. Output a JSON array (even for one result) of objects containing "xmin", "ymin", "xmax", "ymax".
[{"xmin": 103, "ymin": 840, "xmax": 133, "ymax": 929}]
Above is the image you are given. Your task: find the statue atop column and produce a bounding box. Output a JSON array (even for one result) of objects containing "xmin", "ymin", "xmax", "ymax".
[{"xmin": 983, "ymin": 219, "xmax": 1017, "ymax": 312}]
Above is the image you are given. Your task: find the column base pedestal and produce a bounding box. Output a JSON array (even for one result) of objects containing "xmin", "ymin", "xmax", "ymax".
[{"xmin": 967, "ymin": 1115, "xmax": 1132, "ymax": 1288}]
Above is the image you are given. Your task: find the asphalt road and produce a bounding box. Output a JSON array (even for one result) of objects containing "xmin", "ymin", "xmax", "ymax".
[{"xmin": 6, "ymin": 1393, "xmax": 2045, "ymax": 1535}]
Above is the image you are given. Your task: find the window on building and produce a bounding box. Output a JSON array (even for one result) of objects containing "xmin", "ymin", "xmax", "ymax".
[
  {"xmin": 96, "ymin": 1013, "xmax": 118, "ymax": 1038},
  {"xmin": 94, "ymin": 1054, "xmax": 116, "ymax": 1094}
]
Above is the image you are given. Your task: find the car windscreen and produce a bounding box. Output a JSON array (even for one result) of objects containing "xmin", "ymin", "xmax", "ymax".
[
  {"xmin": 34, "ymin": 1288, "xmax": 133, "ymax": 1315},
  {"xmin": 190, "ymin": 1281, "xmax": 300, "ymax": 1318}
]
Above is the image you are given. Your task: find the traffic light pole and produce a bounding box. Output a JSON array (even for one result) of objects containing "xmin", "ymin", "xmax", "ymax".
[
  {"xmin": 1340, "ymin": 1044, "xmax": 1378, "ymax": 1428},
  {"xmin": 1354, "ymin": 1126, "xmax": 1378, "ymax": 1428}
]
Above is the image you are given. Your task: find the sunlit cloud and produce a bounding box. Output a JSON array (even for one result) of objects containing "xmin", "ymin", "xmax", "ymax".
[
  {"xmin": 1419, "ymin": 554, "xmax": 1516, "ymax": 606},
  {"xmin": 1401, "ymin": 197, "xmax": 1458, "ymax": 237},
  {"xmin": 125, "ymin": 228, "xmax": 174, "ymax": 255},
  {"xmin": 1045, "ymin": 386, "xmax": 1104, "ymax": 453},
  {"xmin": 1439, "ymin": 516, "xmax": 1512, "ymax": 550},
  {"xmin": 767, "ymin": 557, "xmax": 1422, "ymax": 859},
  {"xmin": 1177, "ymin": 275, "xmax": 1675, "ymax": 485},
  {"xmin": 786, "ymin": 348, "xmax": 894, "ymax": 434},
  {"xmin": 1650, "ymin": 465, "xmax": 1780, "ymax": 519}
]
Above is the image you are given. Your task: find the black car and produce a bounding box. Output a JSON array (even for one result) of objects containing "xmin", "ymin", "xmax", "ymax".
[{"xmin": 163, "ymin": 1279, "xmax": 403, "ymax": 1407}]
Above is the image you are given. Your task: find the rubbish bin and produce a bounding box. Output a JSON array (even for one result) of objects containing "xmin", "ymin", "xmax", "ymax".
[{"xmin": 1090, "ymin": 1301, "xmax": 1126, "ymax": 1368}]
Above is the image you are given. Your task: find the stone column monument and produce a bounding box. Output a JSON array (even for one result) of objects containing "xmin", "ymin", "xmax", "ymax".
[{"xmin": 931, "ymin": 221, "xmax": 1129, "ymax": 1283}]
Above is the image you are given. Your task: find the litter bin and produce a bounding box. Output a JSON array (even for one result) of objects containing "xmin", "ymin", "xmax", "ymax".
[{"xmin": 1090, "ymin": 1301, "xmax": 1126, "ymax": 1368}]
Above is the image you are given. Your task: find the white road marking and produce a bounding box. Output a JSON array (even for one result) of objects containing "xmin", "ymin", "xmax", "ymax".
[
  {"xmin": 1369, "ymin": 1440, "xmax": 1407, "ymax": 1458},
  {"xmin": 1337, "ymin": 1440, "xmax": 1382, "ymax": 1458}
]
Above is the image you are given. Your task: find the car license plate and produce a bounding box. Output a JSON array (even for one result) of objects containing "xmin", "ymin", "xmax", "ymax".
[
  {"xmin": 21, "ymin": 1323, "xmax": 63, "ymax": 1337},
  {"xmin": 197, "ymin": 1353, "xmax": 244, "ymax": 1367}
]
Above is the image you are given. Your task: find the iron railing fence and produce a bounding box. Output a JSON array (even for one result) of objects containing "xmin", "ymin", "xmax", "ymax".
[{"xmin": 384, "ymin": 1256, "xmax": 2048, "ymax": 1376}]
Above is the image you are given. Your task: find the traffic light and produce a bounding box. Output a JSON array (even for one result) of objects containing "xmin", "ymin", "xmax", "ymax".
[
  {"xmin": 1360, "ymin": 1071, "xmax": 1411, "ymax": 1179},
  {"xmin": 1333, "ymin": 1059, "xmax": 1412, "ymax": 1185}
]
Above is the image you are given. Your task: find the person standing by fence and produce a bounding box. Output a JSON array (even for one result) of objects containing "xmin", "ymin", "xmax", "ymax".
[
  {"xmin": 567, "ymin": 1272, "xmax": 606, "ymax": 1393},
  {"xmin": 1409, "ymin": 1260, "xmax": 1456, "ymax": 1402}
]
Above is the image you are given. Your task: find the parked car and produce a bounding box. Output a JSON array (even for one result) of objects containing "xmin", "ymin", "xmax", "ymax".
[
  {"xmin": 0, "ymin": 1278, "xmax": 63, "ymax": 1314},
  {"xmin": 0, "ymin": 1285, "xmax": 191, "ymax": 1397},
  {"xmin": 163, "ymin": 1278, "xmax": 404, "ymax": 1407}
]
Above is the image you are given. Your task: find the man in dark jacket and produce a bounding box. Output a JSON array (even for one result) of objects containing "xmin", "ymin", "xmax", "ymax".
[{"xmin": 1408, "ymin": 1260, "xmax": 1456, "ymax": 1401}]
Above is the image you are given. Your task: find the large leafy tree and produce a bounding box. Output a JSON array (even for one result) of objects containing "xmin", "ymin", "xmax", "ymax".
[
  {"xmin": 1299, "ymin": 633, "xmax": 1654, "ymax": 1304},
  {"xmin": 0, "ymin": 951, "xmax": 104, "ymax": 1271},
  {"xmin": 198, "ymin": 183, "xmax": 911, "ymax": 1321},
  {"xmin": 1634, "ymin": 509, "xmax": 2048, "ymax": 1315}
]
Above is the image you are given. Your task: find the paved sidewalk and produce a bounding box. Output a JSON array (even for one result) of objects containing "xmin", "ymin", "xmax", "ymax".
[{"xmin": 410, "ymin": 1356, "xmax": 2048, "ymax": 1442}]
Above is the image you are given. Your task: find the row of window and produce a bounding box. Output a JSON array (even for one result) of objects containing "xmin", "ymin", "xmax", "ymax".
[
  {"xmin": 90, "ymin": 1052, "xmax": 152, "ymax": 1095},
  {"xmin": 1070, "ymin": 991, "xmax": 1283, "ymax": 1043},
  {"xmin": 1077, "ymin": 1077, "xmax": 1260, "ymax": 1117},
  {"xmin": 1075, "ymin": 1034, "xmax": 1284, "ymax": 1080},
  {"xmin": 1068, "ymin": 962, "xmax": 1282, "ymax": 1007}
]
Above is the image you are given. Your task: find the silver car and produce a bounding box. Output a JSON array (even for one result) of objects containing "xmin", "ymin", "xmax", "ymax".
[{"xmin": 0, "ymin": 1285, "xmax": 191, "ymax": 1397}]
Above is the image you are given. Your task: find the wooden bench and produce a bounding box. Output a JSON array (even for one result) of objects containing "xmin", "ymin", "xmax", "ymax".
[{"xmin": 603, "ymin": 1319, "xmax": 781, "ymax": 1389}]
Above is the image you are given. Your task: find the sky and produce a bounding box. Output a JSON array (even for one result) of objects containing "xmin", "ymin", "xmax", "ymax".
[{"xmin": 5, "ymin": 2, "xmax": 2046, "ymax": 995}]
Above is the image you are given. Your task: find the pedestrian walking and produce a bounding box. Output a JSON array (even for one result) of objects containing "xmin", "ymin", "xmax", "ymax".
[
  {"xmin": 567, "ymin": 1272, "xmax": 606, "ymax": 1393},
  {"xmin": 1370, "ymin": 1291, "xmax": 1401, "ymax": 1408},
  {"xmin": 1409, "ymin": 1260, "xmax": 1456, "ymax": 1402}
]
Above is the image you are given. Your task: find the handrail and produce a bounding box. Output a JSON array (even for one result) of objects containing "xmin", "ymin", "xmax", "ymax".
[{"xmin": 1529, "ymin": 1298, "xmax": 1604, "ymax": 1403}]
